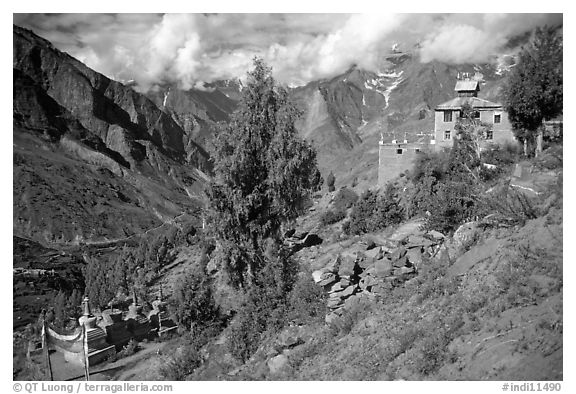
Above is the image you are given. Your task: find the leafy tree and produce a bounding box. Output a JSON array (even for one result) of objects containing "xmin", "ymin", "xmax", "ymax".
[
  {"xmin": 206, "ymin": 58, "xmax": 322, "ymax": 287},
  {"xmin": 503, "ymin": 26, "xmax": 562, "ymax": 156}
]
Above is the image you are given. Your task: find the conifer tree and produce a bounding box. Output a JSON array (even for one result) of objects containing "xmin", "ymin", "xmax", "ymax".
[{"xmin": 206, "ymin": 58, "xmax": 322, "ymax": 287}]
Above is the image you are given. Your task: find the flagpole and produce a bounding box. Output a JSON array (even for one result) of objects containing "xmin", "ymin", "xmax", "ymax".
[
  {"xmin": 82, "ymin": 322, "xmax": 90, "ymax": 381},
  {"xmin": 41, "ymin": 311, "xmax": 54, "ymax": 381}
]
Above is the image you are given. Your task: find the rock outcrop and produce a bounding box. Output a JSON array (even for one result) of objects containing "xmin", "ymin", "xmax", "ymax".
[{"xmin": 13, "ymin": 25, "xmax": 208, "ymax": 244}]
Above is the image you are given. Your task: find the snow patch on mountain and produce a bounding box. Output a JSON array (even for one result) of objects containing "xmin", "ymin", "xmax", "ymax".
[
  {"xmin": 163, "ymin": 88, "xmax": 170, "ymax": 107},
  {"xmin": 365, "ymin": 70, "xmax": 405, "ymax": 108}
]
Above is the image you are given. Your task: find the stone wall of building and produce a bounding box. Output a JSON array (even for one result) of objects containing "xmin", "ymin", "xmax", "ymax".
[
  {"xmin": 435, "ymin": 109, "xmax": 515, "ymax": 151},
  {"xmin": 378, "ymin": 141, "xmax": 432, "ymax": 187}
]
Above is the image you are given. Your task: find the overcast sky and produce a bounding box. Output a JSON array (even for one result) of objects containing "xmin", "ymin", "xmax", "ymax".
[{"xmin": 14, "ymin": 13, "xmax": 562, "ymax": 91}]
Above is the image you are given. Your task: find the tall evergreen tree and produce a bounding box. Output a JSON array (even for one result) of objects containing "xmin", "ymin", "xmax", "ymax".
[
  {"xmin": 206, "ymin": 58, "xmax": 322, "ymax": 287},
  {"xmin": 503, "ymin": 26, "xmax": 563, "ymax": 155}
]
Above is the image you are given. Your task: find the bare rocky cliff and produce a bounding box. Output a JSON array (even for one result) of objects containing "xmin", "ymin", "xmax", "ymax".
[{"xmin": 13, "ymin": 25, "xmax": 209, "ymax": 245}]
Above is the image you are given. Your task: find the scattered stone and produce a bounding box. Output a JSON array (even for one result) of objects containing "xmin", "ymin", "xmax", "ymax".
[
  {"xmin": 406, "ymin": 248, "xmax": 423, "ymax": 267},
  {"xmin": 328, "ymin": 282, "xmax": 345, "ymax": 294},
  {"xmin": 392, "ymin": 255, "xmax": 408, "ymax": 268},
  {"xmin": 400, "ymin": 266, "xmax": 416, "ymax": 275},
  {"xmin": 390, "ymin": 246, "xmax": 407, "ymax": 261},
  {"xmin": 324, "ymin": 255, "xmax": 341, "ymax": 273},
  {"xmin": 318, "ymin": 273, "xmax": 338, "ymax": 287},
  {"xmin": 293, "ymin": 231, "xmax": 309, "ymax": 240},
  {"xmin": 303, "ymin": 233, "xmax": 322, "ymax": 247},
  {"xmin": 338, "ymin": 255, "xmax": 357, "ymax": 277},
  {"xmin": 364, "ymin": 246, "xmax": 382, "ymax": 260},
  {"xmin": 427, "ymin": 230, "xmax": 446, "ymax": 240},
  {"xmin": 375, "ymin": 259, "xmax": 393, "ymax": 277},
  {"xmin": 340, "ymin": 285, "xmax": 356, "ymax": 298},
  {"xmin": 360, "ymin": 266, "xmax": 376, "ymax": 278},
  {"xmin": 359, "ymin": 276, "xmax": 378, "ymax": 290},
  {"xmin": 358, "ymin": 258, "xmax": 374, "ymax": 270},
  {"xmin": 365, "ymin": 239, "xmax": 377, "ymax": 250},
  {"xmin": 327, "ymin": 297, "xmax": 344, "ymax": 309},
  {"xmin": 406, "ymin": 235, "xmax": 434, "ymax": 248}
]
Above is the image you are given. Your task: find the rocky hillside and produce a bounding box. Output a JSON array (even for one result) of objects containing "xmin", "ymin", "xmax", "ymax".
[
  {"xmin": 183, "ymin": 158, "xmax": 562, "ymax": 380},
  {"xmin": 13, "ymin": 25, "xmax": 209, "ymax": 245},
  {"xmin": 145, "ymin": 83, "xmax": 237, "ymax": 149}
]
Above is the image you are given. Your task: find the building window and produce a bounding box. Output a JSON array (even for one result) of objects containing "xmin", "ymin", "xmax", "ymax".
[
  {"xmin": 444, "ymin": 111, "xmax": 453, "ymax": 122},
  {"xmin": 414, "ymin": 148, "xmax": 421, "ymax": 153},
  {"xmin": 396, "ymin": 148, "xmax": 403, "ymax": 154},
  {"xmin": 444, "ymin": 130, "xmax": 451, "ymax": 140},
  {"xmin": 472, "ymin": 110, "xmax": 480, "ymax": 119},
  {"xmin": 494, "ymin": 114, "xmax": 501, "ymax": 123},
  {"xmin": 486, "ymin": 130, "xmax": 493, "ymax": 140}
]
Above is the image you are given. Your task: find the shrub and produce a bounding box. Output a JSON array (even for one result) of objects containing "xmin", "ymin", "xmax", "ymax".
[
  {"xmin": 326, "ymin": 171, "xmax": 336, "ymax": 192},
  {"xmin": 226, "ymin": 245, "xmax": 299, "ymax": 362},
  {"xmin": 159, "ymin": 342, "xmax": 203, "ymax": 380},
  {"xmin": 344, "ymin": 184, "xmax": 404, "ymax": 235},
  {"xmin": 287, "ymin": 272, "xmax": 326, "ymax": 324},
  {"xmin": 169, "ymin": 267, "xmax": 221, "ymax": 332},
  {"xmin": 480, "ymin": 185, "xmax": 540, "ymax": 226},
  {"xmin": 332, "ymin": 187, "xmax": 358, "ymax": 212},
  {"xmin": 159, "ymin": 322, "xmax": 223, "ymax": 380},
  {"xmin": 481, "ymin": 142, "xmax": 522, "ymax": 167},
  {"xmin": 425, "ymin": 180, "xmax": 479, "ymax": 234},
  {"xmin": 320, "ymin": 208, "xmax": 346, "ymax": 226}
]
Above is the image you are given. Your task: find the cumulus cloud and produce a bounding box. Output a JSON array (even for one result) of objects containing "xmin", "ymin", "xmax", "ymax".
[
  {"xmin": 14, "ymin": 13, "xmax": 562, "ymax": 91},
  {"xmin": 419, "ymin": 13, "xmax": 563, "ymax": 63}
]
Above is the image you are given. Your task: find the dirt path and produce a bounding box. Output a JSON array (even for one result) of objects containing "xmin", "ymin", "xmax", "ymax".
[{"xmin": 51, "ymin": 342, "xmax": 169, "ymax": 381}]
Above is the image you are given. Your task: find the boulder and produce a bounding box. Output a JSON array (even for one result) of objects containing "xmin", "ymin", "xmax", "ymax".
[
  {"xmin": 267, "ymin": 354, "xmax": 289, "ymax": 375},
  {"xmin": 452, "ymin": 222, "xmax": 478, "ymax": 250},
  {"xmin": 339, "ymin": 278, "xmax": 351, "ymax": 287},
  {"xmin": 311, "ymin": 269, "xmax": 325, "ymax": 283},
  {"xmin": 276, "ymin": 328, "xmax": 304, "ymax": 349},
  {"xmin": 448, "ymin": 238, "xmax": 502, "ymax": 278}
]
